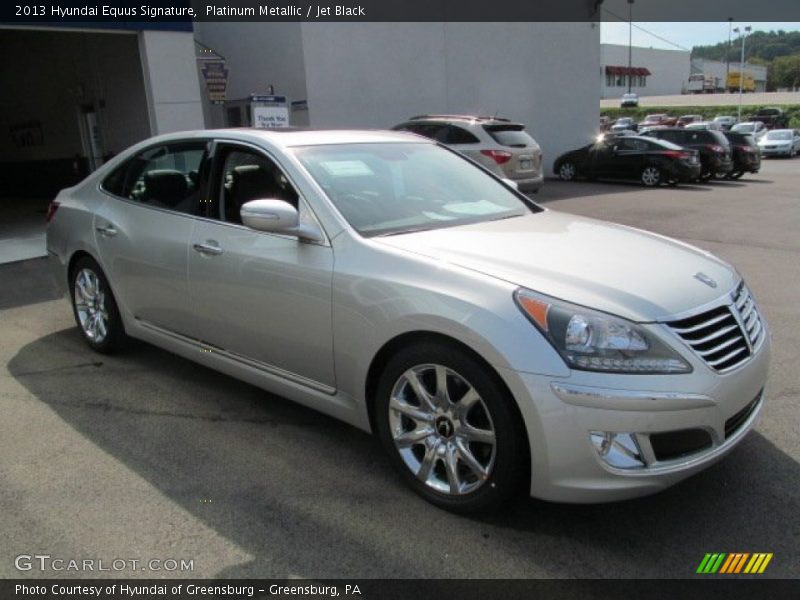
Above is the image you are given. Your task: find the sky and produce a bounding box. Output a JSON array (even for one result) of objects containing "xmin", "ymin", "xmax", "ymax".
[{"xmin": 601, "ymin": 22, "xmax": 800, "ymax": 51}]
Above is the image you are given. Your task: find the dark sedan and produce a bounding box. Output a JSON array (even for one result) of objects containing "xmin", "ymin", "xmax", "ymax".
[
  {"xmin": 554, "ymin": 135, "xmax": 701, "ymax": 187},
  {"xmin": 641, "ymin": 128, "xmax": 733, "ymax": 180},
  {"xmin": 723, "ymin": 131, "xmax": 761, "ymax": 179}
]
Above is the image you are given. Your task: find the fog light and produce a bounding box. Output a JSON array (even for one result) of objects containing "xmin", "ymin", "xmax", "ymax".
[{"xmin": 589, "ymin": 431, "xmax": 645, "ymax": 469}]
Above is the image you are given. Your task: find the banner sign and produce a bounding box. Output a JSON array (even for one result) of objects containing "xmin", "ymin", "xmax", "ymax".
[
  {"xmin": 251, "ymin": 95, "xmax": 289, "ymax": 128},
  {"xmin": 198, "ymin": 59, "xmax": 228, "ymax": 105}
]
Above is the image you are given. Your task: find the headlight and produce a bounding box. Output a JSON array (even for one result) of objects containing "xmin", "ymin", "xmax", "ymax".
[{"xmin": 514, "ymin": 288, "xmax": 691, "ymax": 374}]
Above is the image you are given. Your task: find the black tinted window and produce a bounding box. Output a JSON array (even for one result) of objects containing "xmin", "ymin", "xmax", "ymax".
[
  {"xmin": 214, "ymin": 146, "xmax": 299, "ymax": 225},
  {"xmin": 101, "ymin": 142, "xmax": 208, "ymax": 215},
  {"xmin": 444, "ymin": 125, "xmax": 480, "ymax": 144},
  {"xmin": 483, "ymin": 125, "xmax": 534, "ymax": 147}
]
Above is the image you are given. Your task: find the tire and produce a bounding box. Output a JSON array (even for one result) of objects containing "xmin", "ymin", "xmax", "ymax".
[
  {"xmin": 699, "ymin": 171, "xmax": 714, "ymax": 182},
  {"xmin": 640, "ymin": 165, "xmax": 662, "ymax": 187},
  {"xmin": 728, "ymin": 171, "xmax": 745, "ymax": 179},
  {"xmin": 69, "ymin": 255, "xmax": 128, "ymax": 353},
  {"xmin": 558, "ymin": 161, "xmax": 577, "ymax": 181},
  {"xmin": 374, "ymin": 341, "xmax": 528, "ymax": 513}
]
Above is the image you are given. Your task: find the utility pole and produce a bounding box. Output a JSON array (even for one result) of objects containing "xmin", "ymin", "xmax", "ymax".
[
  {"xmin": 735, "ymin": 26, "xmax": 752, "ymax": 121},
  {"xmin": 627, "ymin": 0, "xmax": 634, "ymax": 93}
]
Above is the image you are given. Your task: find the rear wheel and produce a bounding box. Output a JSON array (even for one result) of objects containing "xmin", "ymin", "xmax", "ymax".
[
  {"xmin": 374, "ymin": 342, "xmax": 528, "ymax": 513},
  {"xmin": 558, "ymin": 161, "xmax": 577, "ymax": 181},
  {"xmin": 70, "ymin": 256, "xmax": 128, "ymax": 353},
  {"xmin": 640, "ymin": 165, "xmax": 662, "ymax": 187}
]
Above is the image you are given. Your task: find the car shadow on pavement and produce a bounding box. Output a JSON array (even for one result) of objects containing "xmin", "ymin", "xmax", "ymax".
[{"xmin": 8, "ymin": 329, "xmax": 800, "ymax": 578}]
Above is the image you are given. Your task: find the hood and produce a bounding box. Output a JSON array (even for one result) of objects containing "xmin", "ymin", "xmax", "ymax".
[{"xmin": 374, "ymin": 211, "xmax": 738, "ymax": 321}]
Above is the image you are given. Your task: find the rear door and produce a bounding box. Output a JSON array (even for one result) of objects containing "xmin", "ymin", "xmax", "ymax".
[
  {"xmin": 608, "ymin": 137, "xmax": 647, "ymax": 178},
  {"xmin": 94, "ymin": 140, "xmax": 210, "ymax": 336}
]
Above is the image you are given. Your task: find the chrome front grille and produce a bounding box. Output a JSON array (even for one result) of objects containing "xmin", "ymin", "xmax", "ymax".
[{"xmin": 665, "ymin": 284, "xmax": 764, "ymax": 372}]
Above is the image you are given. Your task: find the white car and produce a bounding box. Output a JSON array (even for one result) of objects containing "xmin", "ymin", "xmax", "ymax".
[
  {"xmin": 713, "ymin": 116, "xmax": 737, "ymax": 130},
  {"xmin": 620, "ymin": 93, "xmax": 639, "ymax": 107},
  {"xmin": 731, "ymin": 121, "xmax": 767, "ymax": 141},
  {"xmin": 757, "ymin": 129, "xmax": 800, "ymax": 157},
  {"xmin": 47, "ymin": 128, "xmax": 770, "ymax": 512},
  {"xmin": 685, "ymin": 121, "xmax": 722, "ymax": 131}
]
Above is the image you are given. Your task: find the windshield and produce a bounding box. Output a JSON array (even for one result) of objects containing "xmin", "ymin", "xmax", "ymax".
[
  {"xmin": 765, "ymin": 131, "xmax": 792, "ymax": 140},
  {"xmin": 292, "ymin": 143, "xmax": 535, "ymax": 236},
  {"xmin": 732, "ymin": 123, "xmax": 754, "ymax": 133}
]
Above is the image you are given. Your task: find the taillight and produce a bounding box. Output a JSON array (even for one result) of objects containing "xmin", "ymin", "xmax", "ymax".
[
  {"xmin": 707, "ymin": 144, "xmax": 726, "ymax": 154},
  {"xmin": 663, "ymin": 151, "xmax": 690, "ymax": 160},
  {"xmin": 480, "ymin": 149, "xmax": 513, "ymax": 165},
  {"xmin": 46, "ymin": 201, "xmax": 60, "ymax": 223},
  {"xmin": 737, "ymin": 144, "xmax": 754, "ymax": 153}
]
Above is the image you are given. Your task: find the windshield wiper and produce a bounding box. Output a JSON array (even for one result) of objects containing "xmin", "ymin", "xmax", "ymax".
[{"xmin": 374, "ymin": 225, "xmax": 436, "ymax": 237}]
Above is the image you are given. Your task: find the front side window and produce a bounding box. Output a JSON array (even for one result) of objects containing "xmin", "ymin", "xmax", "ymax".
[
  {"xmin": 292, "ymin": 142, "xmax": 537, "ymax": 237},
  {"xmin": 212, "ymin": 145, "xmax": 300, "ymax": 225},
  {"xmin": 102, "ymin": 141, "xmax": 209, "ymax": 215}
]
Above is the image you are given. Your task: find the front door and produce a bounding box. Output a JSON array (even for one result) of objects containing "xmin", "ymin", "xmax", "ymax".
[{"xmin": 187, "ymin": 142, "xmax": 336, "ymax": 389}]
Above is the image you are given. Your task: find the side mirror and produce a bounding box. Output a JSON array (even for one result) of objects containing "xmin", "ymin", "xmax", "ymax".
[
  {"xmin": 501, "ymin": 178, "xmax": 519, "ymax": 190},
  {"xmin": 240, "ymin": 199, "xmax": 324, "ymax": 243}
]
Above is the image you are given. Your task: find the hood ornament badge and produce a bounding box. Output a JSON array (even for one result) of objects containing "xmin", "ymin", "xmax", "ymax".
[{"xmin": 694, "ymin": 272, "xmax": 718, "ymax": 288}]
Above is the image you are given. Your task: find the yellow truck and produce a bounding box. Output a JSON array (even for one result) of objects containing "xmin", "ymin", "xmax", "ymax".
[{"xmin": 726, "ymin": 72, "xmax": 755, "ymax": 93}]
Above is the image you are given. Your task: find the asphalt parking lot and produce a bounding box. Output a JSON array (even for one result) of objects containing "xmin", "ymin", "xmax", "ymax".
[{"xmin": 1, "ymin": 158, "xmax": 798, "ymax": 580}]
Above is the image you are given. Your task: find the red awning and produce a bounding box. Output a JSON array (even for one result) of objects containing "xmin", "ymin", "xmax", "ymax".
[{"xmin": 605, "ymin": 65, "xmax": 652, "ymax": 76}]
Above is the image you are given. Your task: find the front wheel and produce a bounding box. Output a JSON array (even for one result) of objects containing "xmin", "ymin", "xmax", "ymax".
[
  {"xmin": 70, "ymin": 256, "xmax": 128, "ymax": 353},
  {"xmin": 640, "ymin": 165, "xmax": 662, "ymax": 187},
  {"xmin": 558, "ymin": 161, "xmax": 577, "ymax": 181},
  {"xmin": 374, "ymin": 342, "xmax": 528, "ymax": 513}
]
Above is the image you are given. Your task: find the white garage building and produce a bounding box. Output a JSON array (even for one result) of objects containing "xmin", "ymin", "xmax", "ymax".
[
  {"xmin": 601, "ymin": 43, "xmax": 691, "ymax": 99},
  {"xmin": 193, "ymin": 22, "xmax": 601, "ymax": 175}
]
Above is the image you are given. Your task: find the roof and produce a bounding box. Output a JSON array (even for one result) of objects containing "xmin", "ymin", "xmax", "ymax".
[
  {"xmin": 142, "ymin": 128, "xmax": 429, "ymax": 148},
  {"xmin": 407, "ymin": 114, "xmax": 513, "ymax": 124}
]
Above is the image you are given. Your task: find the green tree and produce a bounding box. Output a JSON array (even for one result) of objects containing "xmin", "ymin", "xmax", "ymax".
[{"xmin": 772, "ymin": 54, "xmax": 800, "ymax": 89}]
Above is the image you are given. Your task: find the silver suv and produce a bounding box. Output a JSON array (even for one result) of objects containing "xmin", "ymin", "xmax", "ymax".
[{"xmin": 392, "ymin": 115, "xmax": 544, "ymax": 192}]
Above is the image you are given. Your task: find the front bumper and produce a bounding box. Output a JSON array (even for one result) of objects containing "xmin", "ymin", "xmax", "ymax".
[
  {"xmin": 760, "ymin": 147, "xmax": 792, "ymax": 156},
  {"xmin": 498, "ymin": 321, "xmax": 771, "ymax": 503}
]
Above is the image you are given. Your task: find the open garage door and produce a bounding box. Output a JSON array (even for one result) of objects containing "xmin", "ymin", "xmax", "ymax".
[{"xmin": 0, "ymin": 28, "xmax": 152, "ymax": 263}]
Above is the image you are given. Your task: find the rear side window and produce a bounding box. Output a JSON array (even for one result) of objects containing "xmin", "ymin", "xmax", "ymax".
[
  {"xmin": 483, "ymin": 125, "xmax": 535, "ymax": 148},
  {"xmin": 101, "ymin": 141, "xmax": 209, "ymax": 215},
  {"xmin": 395, "ymin": 123, "xmax": 448, "ymax": 141},
  {"xmin": 444, "ymin": 125, "xmax": 479, "ymax": 145}
]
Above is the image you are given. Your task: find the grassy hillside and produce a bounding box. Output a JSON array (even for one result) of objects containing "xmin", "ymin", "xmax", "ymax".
[{"xmin": 601, "ymin": 105, "xmax": 800, "ymax": 128}]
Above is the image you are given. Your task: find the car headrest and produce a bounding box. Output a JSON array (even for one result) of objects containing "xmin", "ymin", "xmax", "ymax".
[
  {"xmin": 143, "ymin": 170, "xmax": 188, "ymax": 207},
  {"xmin": 231, "ymin": 164, "xmax": 281, "ymax": 205}
]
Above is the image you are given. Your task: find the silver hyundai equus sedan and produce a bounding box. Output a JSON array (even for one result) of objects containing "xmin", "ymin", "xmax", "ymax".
[{"xmin": 46, "ymin": 129, "xmax": 770, "ymax": 512}]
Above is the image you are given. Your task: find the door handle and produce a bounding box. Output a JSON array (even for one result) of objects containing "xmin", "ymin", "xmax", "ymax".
[
  {"xmin": 192, "ymin": 241, "xmax": 223, "ymax": 256},
  {"xmin": 95, "ymin": 224, "xmax": 118, "ymax": 237}
]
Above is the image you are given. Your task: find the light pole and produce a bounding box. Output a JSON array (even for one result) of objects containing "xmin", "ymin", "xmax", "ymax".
[
  {"xmin": 627, "ymin": 0, "xmax": 634, "ymax": 93},
  {"xmin": 734, "ymin": 26, "xmax": 752, "ymax": 121},
  {"xmin": 726, "ymin": 18, "xmax": 733, "ymax": 85}
]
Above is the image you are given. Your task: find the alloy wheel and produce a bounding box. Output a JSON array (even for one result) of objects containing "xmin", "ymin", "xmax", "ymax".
[
  {"xmin": 73, "ymin": 268, "xmax": 109, "ymax": 343},
  {"xmin": 559, "ymin": 162, "xmax": 576, "ymax": 181},
  {"xmin": 388, "ymin": 364, "xmax": 496, "ymax": 496},
  {"xmin": 641, "ymin": 166, "xmax": 661, "ymax": 186}
]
